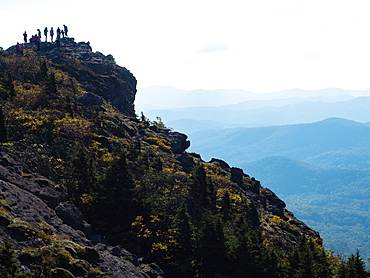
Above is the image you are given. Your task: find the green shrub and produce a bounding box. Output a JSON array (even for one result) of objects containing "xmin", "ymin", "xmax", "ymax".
[
  {"xmin": 51, "ymin": 268, "xmax": 76, "ymax": 278},
  {"xmin": 69, "ymin": 259, "xmax": 89, "ymax": 275},
  {"xmin": 7, "ymin": 219, "xmax": 37, "ymax": 238}
]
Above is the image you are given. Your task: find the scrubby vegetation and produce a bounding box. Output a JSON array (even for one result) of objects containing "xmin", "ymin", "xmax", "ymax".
[{"xmin": 0, "ymin": 47, "xmax": 369, "ymax": 277}]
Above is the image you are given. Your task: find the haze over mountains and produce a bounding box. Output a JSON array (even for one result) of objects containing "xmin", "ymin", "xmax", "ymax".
[
  {"xmin": 136, "ymin": 86, "xmax": 370, "ymax": 130},
  {"xmin": 137, "ymin": 86, "xmax": 370, "ymax": 262}
]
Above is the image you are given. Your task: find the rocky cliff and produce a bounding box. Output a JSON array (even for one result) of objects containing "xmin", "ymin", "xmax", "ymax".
[
  {"xmin": 8, "ymin": 38, "xmax": 137, "ymax": 117},
  {"xmin": 0, "ymin": 40, "xmax": 328, "ymax": 277}
]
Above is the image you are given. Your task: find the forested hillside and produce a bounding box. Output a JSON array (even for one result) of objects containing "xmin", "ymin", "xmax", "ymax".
[
  {"xmin": 0, "ymin": 40, "xmax": 368, "ymax": 277},
  {"xmin": 184, "ymin": 118, "xmax": 370, "ymax": 265}
]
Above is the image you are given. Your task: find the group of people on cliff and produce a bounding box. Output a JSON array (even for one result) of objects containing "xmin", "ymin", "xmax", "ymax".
[{"xmin": 15, "ymin": 25, "xmax": 69, "ymax": 55}]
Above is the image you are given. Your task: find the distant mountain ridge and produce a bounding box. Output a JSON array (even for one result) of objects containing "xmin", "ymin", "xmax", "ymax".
[
  {"xmin": 187, "ymin": 117, "xmax": 370, "ymax": 170},
  {"xmin": 242, "ymin": 155, "xmax": 370, "ymax": 263},
  {"xmin": 141, "ymin": 94, "xmax": 370, "ymax": 130},
  {"xmin": 136, "ymin": 85, "xmax": 370, "ymax": 110}
]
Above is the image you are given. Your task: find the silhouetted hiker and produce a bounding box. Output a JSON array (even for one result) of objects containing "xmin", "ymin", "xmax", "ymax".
[
  {"xmin": 23, "ymin": 31, "xmax": 27, "ymax": 44},
  {"xmin": 36, "ymin": 35, "xmax": 41, "ymax": 51},
  {"xmin": 31, "ymin": 35, "xmax": 39, "ymax": 50},
  {"xmin": 50, "ymin": 27, "xmax": 54, "ymax": 42},
  {"xmin": 63, "ymin": 25, "xmax": 68, "ymax": 37},
  {"xmin": 44, "ymin": 27, "xmax": 48, "ymax": 41},
  {"xmin": 61, "ymin": 30, "xmax": 65, "ymax": 37},
  {"xmin": 15, "ymin": 43, "xmax": 22, "ymax": 55},
  {"xmin": 56, "ymin": 28, "xmax": 61, "ymax": 47},
  {"xmin": 37, "ymin": 29, "xmax": 41, "ymax": 40}
]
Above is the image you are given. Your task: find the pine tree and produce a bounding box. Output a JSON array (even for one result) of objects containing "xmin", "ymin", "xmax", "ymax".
[
  {"xmin": 37, "ymin": 60, "xmax": 49, "ymax": 81},
  {"xmin": 0, "ymin": 71, "xmax": 15, "ymax": 100},
  {"xmin": 103, "ymin": 148, "xmax": 134, "ymax": 206},
  {"xmin": 345, "ymin": 251, "xmax": 367, "ymax": 278},
  {"xmin": 187, "ymin": 164, "xmax": 216, "ymax": 225},
  {"xmin": 196, "ymin": 213, "xmax": 228, "ymax": 278},
  {"xmin": 68, "ymin": 145, "xmax": 98, "ymax": 199},
  {"xmin": 220, "ymin": 192, "xmax": 231, "ymax": 222},
  {"xmin": 287, "ymin": 236, "xmax": 331, "ymax": 278},
  {"xmin": 94, "ymin": 147, "xmax": 137, "ymax": 245},
  {"xmin": 167, "ymin": 203, "xmax": 196, "ymax": 278},
  {"xmin": 0, "ymin": 238, "xmax": 20, "ymax": 278},
  {"xmin": 0, "ymin": 106, "xmax": 7, "ymax": 143}
]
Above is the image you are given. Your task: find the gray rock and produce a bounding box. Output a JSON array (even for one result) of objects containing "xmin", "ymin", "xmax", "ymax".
[
  {"xmin": 230, "ymin": 167, "xmax": 244, "ymax": 187},
  {"xmin": 168, "ymin": 131, "xmax": 191, "ymax": 154},
  {"xmin": 77, "ymin": 92, "xmax": 104, "ymax": 107},
  {"xmin": 95, "ymin": 251, "xmax": 145, "ymax": 278},
  {"xmin": 149, "ymin": 126, "xmax": 190, "ymax": 154},
  {"xmin": 0, "ymin": 165, "xmax": 67, "ymax": 209},
  {"xmin": 140, "ymin": 263, "xmax": 164, "ymax": 278},
  {"xmin": 209, "ymin": 158, "xmax": 230, "ymax": 170},
  {"xmin": 55, "ymin": 202, "xmax": 84, "ymax": 229},
  {"xmin": 174, "ymin": 153, "xmax": 195, "ymax": 169},
  {"xmin": 110, "ymin": 245, "xmax": 139, "ymax": 266}
]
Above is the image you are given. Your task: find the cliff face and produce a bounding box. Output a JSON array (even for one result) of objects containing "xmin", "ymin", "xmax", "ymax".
[
  {"xmin": 30, "ymin": 38, "xmax": 136, "ymax": 117},
  {"xmin": 0, "ymin": 41, "xmax": 327, "ymax": 277}
]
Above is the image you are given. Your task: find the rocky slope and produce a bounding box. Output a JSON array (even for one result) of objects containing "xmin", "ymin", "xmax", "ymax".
[{"xmin": 0, "ymin": 39, "xmax": 328, "ymax": 277}]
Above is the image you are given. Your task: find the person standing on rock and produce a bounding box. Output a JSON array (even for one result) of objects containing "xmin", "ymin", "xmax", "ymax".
[
  {"xmin": 50, "ymin": 27, "xmax": 54, "ymax": 42},
  {"xmin": 15, "ymin": 43, "xmax": 22, "ymax": 55},
  {"xmin": 44, "ymin": 27, "xmax": 48, "ymax": 42},
  {"xmin": 56, "ymin": 28, "xmax": 61, "ymax": 47},
  {"xmin": 37, "ymin": 29, "xmax": 41, "ymax": 40},
  {"xmin": 36, "ymin": 35, "xmax": 41, "ymax": 51},
  {"xmin": 23, "ymin": 31, "xmax": 27, "ymax": 44},
  {"xmin": 63, "ymin": 25, "xmax": 68, "ymax": 37}
]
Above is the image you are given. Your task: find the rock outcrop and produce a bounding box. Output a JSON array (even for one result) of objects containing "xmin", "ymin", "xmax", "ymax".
[{"xmin": 9, "ymin": 38, "xmax": 137, "ymax": 117}]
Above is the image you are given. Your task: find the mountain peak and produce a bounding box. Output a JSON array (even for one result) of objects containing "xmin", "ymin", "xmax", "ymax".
[{"xmin": 8, "ymin": 38, "xmax": 137, "ymax": 117}]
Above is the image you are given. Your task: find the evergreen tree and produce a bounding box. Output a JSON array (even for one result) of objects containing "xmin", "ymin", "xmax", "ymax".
[
  {"xmin": 0, "ymin": 106, "xmax": 7, "ymax": 143},
  {"xmin": 196, "ymin": 212, "xmax": 228, "ymax": 278},
  {"xmin": 68, "ymin": 145, "xmax": 98, "ymax": 200},
  {"xmin": 229, "ymin": 216, "xmax": 280, "ymax": 278},
  {"xmin": 167, "ymin": 203, "xmax": 196, "ymax": 278},
  {"xmin": 189, "ymin": 164, "xmax": 209, "ymax": 202},
  {"xmin": 0, "ymin": 238, "xmax": 19, "ymax": 278},
  {"xmin": 94, "ymin": 147, "xmax": 137, "ymax": 245},
  {"xmin": 102, "ymin": 148, "xmax": 134, "ymax": 207},
  {"xmin": 345, "ymin": 251, "xmax": 367, "ymax": 278},
  {"xmin": 37, "ymin": 60, "xmax": 49, "ymax": 82},
  {"xmin": 187, "ymin": 164, "xmax": 216, "ymax": 225},
  {"xmin": 0, "ymin": 71, "xmax": 15, "ymax": 100},
  {"xmin": 287, "ymin": 236, "xmax": 331, "ymax": 278},
  {"xmin": 220, "ymin": 192, "xmax": 231, "ymax": 222},
  {"xmin": 45, "ymin": 72, "xmax": 57, "ymax": 96}
]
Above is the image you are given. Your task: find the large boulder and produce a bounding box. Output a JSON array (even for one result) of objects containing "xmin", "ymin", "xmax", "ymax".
[{"xmin": 55, "ymin": 202, "xmax": 84, "ymax": 229}]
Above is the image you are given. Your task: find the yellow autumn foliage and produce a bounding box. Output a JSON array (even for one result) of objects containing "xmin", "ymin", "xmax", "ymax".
[{"xmin": 53, "ymin": 117, "xmax": 90, "ymax": 138}]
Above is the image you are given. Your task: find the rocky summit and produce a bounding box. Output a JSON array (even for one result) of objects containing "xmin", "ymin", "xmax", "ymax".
[
  {"xmin": 9, "ymin": 38, "xmax": 137, "ymax": 117},
  {"xmin": 0, "ymin": 39, "xmax": 360, "ymax": 277}
]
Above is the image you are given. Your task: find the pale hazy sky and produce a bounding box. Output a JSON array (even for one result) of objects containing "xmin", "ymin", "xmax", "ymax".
[{"xmin": 2, "ymin": 0, "xmax": 370, "ymax": 93}]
